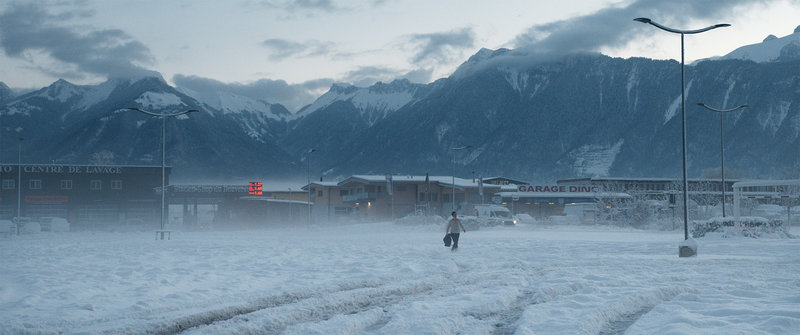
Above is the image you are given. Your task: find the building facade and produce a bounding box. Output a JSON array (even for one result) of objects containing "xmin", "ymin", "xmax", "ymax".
[
  {"xmin": 305, "ymin": 175, "xmax": 503, "ymax": 222},
  {"xmin": 557, "ymin": 177, "xmax": 740, "ymax": 205},
  {"xmin": 0, "ymin": 164, "xmax": 165, "ymax": 229}
]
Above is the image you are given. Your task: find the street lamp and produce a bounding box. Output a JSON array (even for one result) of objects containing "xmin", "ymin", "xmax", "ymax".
[
  {"xmin": 307, "ymin": 148, "xmax": 316, "ymax": 225},
  {"xmin": 697, "ymin": 102, "xmax": 749, "ymax": 217},
  {"xmin": 634, "ymin": 18, "xmax": 730, "ymax": 254},
  {"xmin": 17, "ymin": 138, "xmax": 22, "ymax": 225},
  {"xmin": 125, "ymin": 107, "xmax": 198, "ymax": 231},
  {"xmin": 451, "ymin": 145, "xmax": 471, "ymax": 211}
]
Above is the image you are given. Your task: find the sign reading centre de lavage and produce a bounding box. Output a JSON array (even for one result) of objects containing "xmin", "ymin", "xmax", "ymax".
[
  {"xmin": 518, "ymin": 185, "xmax": 599, "ymax": 193},
  {"xmin": 0, "ymin": 165, "xmax": 125, "ymax": 174}
]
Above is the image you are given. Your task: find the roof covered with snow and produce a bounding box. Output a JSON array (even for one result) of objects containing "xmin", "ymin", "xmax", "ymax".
[{"xmin": 302, "ymin": 174, "xmax": 504, "ymax": 190}]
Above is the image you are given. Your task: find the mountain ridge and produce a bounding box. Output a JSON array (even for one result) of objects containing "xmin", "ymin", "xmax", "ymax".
[{"xmin": 2, "ymin": 38, "xmax": 799, "ymax": 183}]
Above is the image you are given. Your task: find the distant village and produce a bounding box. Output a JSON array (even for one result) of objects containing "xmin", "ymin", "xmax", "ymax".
[{"xmin": 2, "ymin": 163, "xmax": 798, "ymax": 230}]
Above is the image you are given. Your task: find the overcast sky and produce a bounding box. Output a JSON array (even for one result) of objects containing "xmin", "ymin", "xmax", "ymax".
[{"xmin": 0, "ymin": 0, "xmax": 798, "ymax": 111}]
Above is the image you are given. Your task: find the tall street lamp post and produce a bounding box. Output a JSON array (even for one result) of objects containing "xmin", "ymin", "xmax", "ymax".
[
  {"xmin": 307, "ymin": 148, "xmax": 316, "ymax": 225},
  {"xmin": 634, "ymin": 18, "xmax": 729, "ymax": 257},
  {"xmin": 451, "ymin": 145, "xmax": 471, "ymax": 211},
  {"xmin": 697, "ymin": 103, "xmax": 749, "ymax": 217},
  {"xmin": 17, "ymin": 138, "xmax": 22, "ymax": 225},
  {"xmin": 125, "ymin": 108, "xmax": 198, "ymax": 231}
]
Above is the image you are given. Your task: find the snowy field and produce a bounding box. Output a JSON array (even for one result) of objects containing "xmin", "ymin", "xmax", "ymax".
[{"xmin": 1, "ymin": 222, "xmax": 799, "ymax": 335}]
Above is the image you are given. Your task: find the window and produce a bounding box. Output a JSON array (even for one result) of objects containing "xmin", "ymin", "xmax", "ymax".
[
  {"xmin": 340, "ymin": 189, "xmax": 350, "ymax": 196},
  {"xmin": 111, "ymin": 180, "xmax": 122, "ymax": 190},
  {"xmin": 90, "ymin": 180, "xmax": 102, "ymax": 191},
  {"xmin": 29, "ymin": 179, "xmax": 42, "ymax": 190},
  {"xmin": 61, "ymin": 180, "xmax": 73, "ymax": 190},
  {"xmin": 317, "ymin": 190, "xmax": 323, "ymax": 197},
  {"xmin": 2, "ymin": 179, "xmax": 14, "ymax": 190}
]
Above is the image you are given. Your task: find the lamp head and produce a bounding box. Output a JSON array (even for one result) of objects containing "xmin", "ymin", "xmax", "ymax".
[{"xmin": 634, "ymin": 18, "xmax": 651, "ymax": 24}]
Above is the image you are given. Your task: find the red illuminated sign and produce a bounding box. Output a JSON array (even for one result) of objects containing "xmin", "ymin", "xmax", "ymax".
[{"xmin": 248, "ymin": 182, "xmax": 263, "ymax": 195}]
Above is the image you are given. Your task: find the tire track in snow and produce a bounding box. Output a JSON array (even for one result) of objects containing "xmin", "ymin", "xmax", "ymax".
[
  {"xmin": 465, "ymin": 282, "xmax": 588, "ymax": 335},
  {"xmin": 179, "ymin": 269, "xmax": 509, "ymax": 334},
  {"xmin": 181, "ymin": 279, "xmax": 439, "ymax": 334},
  {"xmin": 596, "ymin": 287, "xmax": 691, "ymax": 335},
  {"xmin": 598, "ymin": 305, "xmax": 656, "ymax": 335},
  {"xmin": 483, "ymin": 289, "xmax": 536, "ymax": 335},
  {"xmin": 103, "ymin": 279, "xmax": 387, "ymax": 335},
  {"xmin": 361, "ymin": 309, "xmax": 393, "ymax": 333}
]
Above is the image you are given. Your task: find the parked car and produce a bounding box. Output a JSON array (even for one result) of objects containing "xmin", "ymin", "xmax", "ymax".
[
  {"xmin": 473, "ymin": 204, "xmax": 517, "ymax": 225},
  {"xmin": 459, "ymin": 204, "xmax": 518, "ymax": 229},
  {"xmin": 11, "ymin": 217, "xmax": 41, "ymax": 234},
  {"xmin": 514, "ymin": 213, "xmax": 536, "ymax": 224},
  {"xmin": 39, "ymin": 217, "xmax": 71, "ymax": 232}
]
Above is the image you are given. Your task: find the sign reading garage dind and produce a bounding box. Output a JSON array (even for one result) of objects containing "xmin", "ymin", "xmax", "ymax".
[{"xmin": 518, "ymin": 185, "xmax": 599, "ymax": 193}]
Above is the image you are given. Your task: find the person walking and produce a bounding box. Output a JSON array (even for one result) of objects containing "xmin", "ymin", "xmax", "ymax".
[{"xmin": 445, "ymin": 211, "xmax": 466, "ymax": 251}]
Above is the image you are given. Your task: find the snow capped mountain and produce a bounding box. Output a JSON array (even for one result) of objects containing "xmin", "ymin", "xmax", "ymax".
[
  {"xmin": 280, "ymin": 79, "xmax": 431, "ymax": 171},
  {"xmin": 177, "ymin": 87, "xmax": 290, "ymax": 119},
  {"xmin": 292, "ymin": 50, "xmax": 799, "ymax": 181},
  {"xmin": 175, "ymin": 87, "xmax": 292, "ymax": 144},
  {"xmin": 0, "ymin": 81, "xmax": 14, "ymax": 103},
  {"xmin": 3, "ymin": 36, "xmax": 800, "ymax": 182},
  {"xmin": 451, "ymin": 47, "xmax": 512, "ymax": 79},
  {"xmin": 36, "ymin": 79, "xmax": 85, "ymax": 103},
  {"xmin": 0, "ymin": 74, "xmax": 297, "ymax": 180},
  {"xmin": 134, "ymin": 91, "xmax": 186, "ymax": 110},
  {"xmin": 719, "ymin": 25, "xmax": 800, "ymax": 63},
  {"xmin": 295, "ymin": 79, "xmax": 426, "ymax": 125}
]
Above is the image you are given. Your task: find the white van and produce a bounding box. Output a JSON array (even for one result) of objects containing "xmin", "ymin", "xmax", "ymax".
[
  {"xmin": 472, "ymin": 205, "xmax": 517, "ymax": 225},
  {"xmin": 39, "ymin": 217, "xmax": 71, "ymax": 232}
]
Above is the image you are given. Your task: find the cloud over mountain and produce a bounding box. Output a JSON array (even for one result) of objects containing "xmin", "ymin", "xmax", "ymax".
[
  {"xmin": 172, "ymin": 74, "xmax": 332, "ymax": 112},
  {"xmin": 513, "ymin": 0, "xmax": 776, "ymax": 56},
  {"xmin": 407, "ymin": 27, "xmax": 476, "ymax": 66},
  {"xmin": 261, "ymin": 38, "xmax": 336, "ymax": 61},
  {"xmin": 339, "ymin": 66, "xmax": 433, "ymax": 88},
  {"xmin": 0, "ymin": 2, "xmax": 154, "ymax": 81}
]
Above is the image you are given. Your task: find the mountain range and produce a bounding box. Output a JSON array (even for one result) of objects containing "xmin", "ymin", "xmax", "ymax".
[
  {"xmin": 1, "ymin": 26, "xmax": 799, "ymax": 183},
  {"xmin": 0, "ymin": 75, "xmax": 297, "ymax": 182}
]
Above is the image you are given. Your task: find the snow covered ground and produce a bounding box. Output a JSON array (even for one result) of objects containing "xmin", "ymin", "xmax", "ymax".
[{"xmin": 1, "ymin": 222, "xmax": 798, "ymax": 334}]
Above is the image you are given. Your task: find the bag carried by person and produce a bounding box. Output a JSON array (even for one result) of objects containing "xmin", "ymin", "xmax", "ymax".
[{"xmin": 443, "ymin": 234, "xmax": 452, "ymax": 247}]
